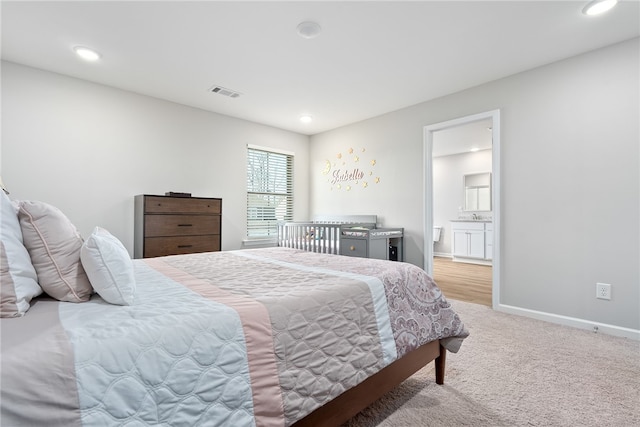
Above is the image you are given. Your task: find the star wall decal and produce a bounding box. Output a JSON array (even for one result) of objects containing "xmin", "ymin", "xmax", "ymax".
[
  {"xmin": 322, "ymin": 159, "xmax": 331, "ymax": 175},
  {"xmin": 323, "ymin": 146, "xmax": 381, "ymax": 191}
]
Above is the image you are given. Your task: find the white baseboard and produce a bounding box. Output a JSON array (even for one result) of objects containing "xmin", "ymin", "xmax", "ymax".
[
  {"xmin": 433, "ymin": 252, "xmax": 451, "ymax": 258},
  {"xmin": 496, "ymin": 304, "xmax": 640, "ymax": 341},
  {"xmin": 433, "ymin": 252, "xmax": 492, "ymax": 266}
]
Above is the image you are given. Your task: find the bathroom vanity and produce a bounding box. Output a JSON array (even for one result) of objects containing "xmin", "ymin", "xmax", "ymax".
[{"xmin": 450, "ymin": 220, "xmax": 492, "ymax": 265}]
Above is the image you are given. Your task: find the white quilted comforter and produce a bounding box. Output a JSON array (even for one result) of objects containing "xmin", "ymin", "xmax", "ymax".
[{"xmin": 1, "ymin": 248, "xmax": 468, "ymax": 426}]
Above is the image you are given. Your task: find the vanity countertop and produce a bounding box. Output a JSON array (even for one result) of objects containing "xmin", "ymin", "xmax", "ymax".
[{"xmin": 450, "ymin": 219, "xmax": 492, "ymax": 223}]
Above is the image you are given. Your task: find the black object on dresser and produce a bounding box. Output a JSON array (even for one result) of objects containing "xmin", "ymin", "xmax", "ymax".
[{"xmin": 134, "ymin": 195, "xmax": 221, "ymax": 258}]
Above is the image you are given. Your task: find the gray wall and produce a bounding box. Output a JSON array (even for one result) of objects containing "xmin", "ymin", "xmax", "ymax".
[
  {"xmin": 2, "ymin": 37, "xmax": 637, "ymax": 333},
  {"xmin": 310, "ymin": 38, "xmax": 639, "ymax": 331},
  {"xmin": 1, "ymin": 61, "xmax": 310, "ymax": 253}
]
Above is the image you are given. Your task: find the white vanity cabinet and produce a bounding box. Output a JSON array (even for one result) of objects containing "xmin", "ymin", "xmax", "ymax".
[{"xmin": 451, "ymin": 221, "xmax": 492, "ymax": 264}]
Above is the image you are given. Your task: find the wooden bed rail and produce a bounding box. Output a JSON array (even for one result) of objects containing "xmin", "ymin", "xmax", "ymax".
[{"xmin": 292, "ymin": 341, "xmax": 445, "ymax": 427}]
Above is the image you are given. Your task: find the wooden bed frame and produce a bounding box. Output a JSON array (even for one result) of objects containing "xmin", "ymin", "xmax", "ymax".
[
  {"xmin": 292, "ymin": 341, "xmax": 446, "ymax": 427},
  {"xmin": 282, "ymin": 214, "xmax": 444, "ymax": 425}
]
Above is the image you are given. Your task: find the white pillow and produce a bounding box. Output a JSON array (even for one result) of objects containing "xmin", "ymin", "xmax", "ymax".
[
  {"xmin": 81, "ymin": 226, "xmax": 135, "ymax": 306},
  {"xmin": 0, "ymin": 191, "xmax": 42, "ymax": 317},
  {"xmin": 18, "ymin": 200, "xmax": 92, "ymax": 303}
]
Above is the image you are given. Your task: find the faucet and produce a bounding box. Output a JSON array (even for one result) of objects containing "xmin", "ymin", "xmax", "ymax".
[{"xmin": 472, "ymin": 213, "xmax": 478, "ymax": 220}]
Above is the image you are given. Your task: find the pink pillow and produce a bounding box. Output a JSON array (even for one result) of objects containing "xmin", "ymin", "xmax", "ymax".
[
  {"xmin": 1, "ymin": 191, "xmax": 42, "ymax": 317},
  {"xmin": 17, "ymin": 200, "xmax": 92, "ymax": 303}
]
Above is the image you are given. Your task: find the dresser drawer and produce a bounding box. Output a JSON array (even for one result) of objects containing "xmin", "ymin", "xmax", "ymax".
[
  {"xmin": 143, "ymin": 236, "xmax": 220, "ymax": 258},
  {"xmin": 144, "ymin": 196, "xmax": 221, "ymax": 214},
  {"xmin": 340, "ymin": 238, "xmax": 368, "ymax": 258},
  {"xmin": 144, "ymin": 214, "xmax": 220, "ymax": 237}
]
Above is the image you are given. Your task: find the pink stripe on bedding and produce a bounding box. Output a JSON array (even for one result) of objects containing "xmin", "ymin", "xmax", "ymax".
[
  {"xmin": 144, "ymin": 258, "xmax": 285, "ymax": 427},
  {"xmin": 0, "ymin": 298, "xmax": 82, "ymax": 426}
]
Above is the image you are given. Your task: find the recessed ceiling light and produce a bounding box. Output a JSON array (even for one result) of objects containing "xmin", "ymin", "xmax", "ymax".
[
  {"xmin": 73, "ymin": 46, "xmax": 101, "ymax": 61},
  {"xmin": 470, "ymin": 147, "xmax": 480, "ymax": 152},
  {"xmin": 582, "ymin": 0, "xmax": 618, "ymax": 16},
  {"xmin": 296, "ymin": 21, "xmax": 322, "ymax": 39},
  {"xmin": 299, "ymin": 115, "xmax": 313, "ymax": 124}
]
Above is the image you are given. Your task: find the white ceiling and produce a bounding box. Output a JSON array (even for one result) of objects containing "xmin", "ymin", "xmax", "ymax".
[{"xmin": 2, "ymin": 1, "xmax": 638, "ymax": 136}]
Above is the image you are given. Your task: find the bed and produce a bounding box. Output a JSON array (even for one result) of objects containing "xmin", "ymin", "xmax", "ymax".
[
  {"xmin": 277, "ymin": 214, "xmax": 377, "ymax": 255},
  {"xmin": 1, "ymin": 196, "xmax": 468, "ymax": 427}
]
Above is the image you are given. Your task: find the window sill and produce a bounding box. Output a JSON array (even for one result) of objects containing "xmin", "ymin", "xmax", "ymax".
[{"xmin": 242, "ymin": 238, "xmax": 277, "ymax": 248}]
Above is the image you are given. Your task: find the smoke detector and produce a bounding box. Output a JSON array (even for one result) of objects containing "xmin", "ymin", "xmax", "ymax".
[
  {"xmin": 296, "ymin": 21, "xmax": 321, "ymax": 39},
  {"xmin": 209, "ymin": 85, "xmax": 242, "ymax": 98}
]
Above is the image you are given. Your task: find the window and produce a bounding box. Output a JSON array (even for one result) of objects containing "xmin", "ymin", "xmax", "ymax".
[{"xmin": 247, "ymin": 146, "xmax": 293, "ymax": 238}]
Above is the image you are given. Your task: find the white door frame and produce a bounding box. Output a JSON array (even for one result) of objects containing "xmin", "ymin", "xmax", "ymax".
[{"xmin": 423, "ymin": 110, "xmax": 501, "ymax": 309}]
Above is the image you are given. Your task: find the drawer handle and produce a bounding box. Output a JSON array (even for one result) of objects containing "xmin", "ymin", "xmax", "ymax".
[
  {"xmin": 177, "ymin": 224, "xmax": 193, "ymax": 227},
  {"xmin": 177, "ymin": 245, "xmax": 193, "ymax": 248},
  {"xmin": 350, "ymin": 245, "xmax": 355, "ymax": 251}
]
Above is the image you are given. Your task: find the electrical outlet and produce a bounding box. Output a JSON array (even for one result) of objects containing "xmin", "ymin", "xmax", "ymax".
[{"xmin": 596, "ymin": 283, "xmax": 611, "ymax": 300}]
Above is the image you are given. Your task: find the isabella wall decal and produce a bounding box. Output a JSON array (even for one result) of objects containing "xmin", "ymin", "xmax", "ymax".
[{"xmin": 322, "ymin": 147, "xmax": 380, "ymax": 191}]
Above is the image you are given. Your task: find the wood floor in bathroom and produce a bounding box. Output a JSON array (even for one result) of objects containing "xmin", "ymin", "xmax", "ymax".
[{"xmin": 432, "ymin": 256, "xmax": 492, "ymax": 307}]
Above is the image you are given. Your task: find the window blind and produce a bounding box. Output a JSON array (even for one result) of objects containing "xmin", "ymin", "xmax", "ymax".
[{"xmin": 246, "ymin": 147, "xmax": 293, "ymax": 238}]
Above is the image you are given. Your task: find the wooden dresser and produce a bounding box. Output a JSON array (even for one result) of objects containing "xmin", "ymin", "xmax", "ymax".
[{"xmin": 134, "ymin": 195, "xmax": 222, "ymax": 258}]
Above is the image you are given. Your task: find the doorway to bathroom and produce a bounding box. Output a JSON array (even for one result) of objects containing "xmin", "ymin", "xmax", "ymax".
[
  {"xmin": 432, "ymin": 257, "xmax": 492, "ymax": 306},
  {"xmin": 423, "ymin": 110, "xmax": 500, "ymax": 308}
]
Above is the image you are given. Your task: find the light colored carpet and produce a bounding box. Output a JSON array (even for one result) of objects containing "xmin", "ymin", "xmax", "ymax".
[{"xmin": 344, "ymin": 299, "xmax": 640, "ymax": 426}]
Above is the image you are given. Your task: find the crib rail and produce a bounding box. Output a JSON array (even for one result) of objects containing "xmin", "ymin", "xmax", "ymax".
[
  {"xmin": 278, "ymin": 216, "xmax": 377, "ymax": 255},
  {"xmin": 277, "ymin": 222, "xmax": 342, "ymax": 254}
]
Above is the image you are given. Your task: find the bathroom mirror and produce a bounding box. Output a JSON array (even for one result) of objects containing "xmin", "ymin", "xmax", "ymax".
[{"xmin": 463, "ymin": 172, "xmax": 491, "ymax": 211}]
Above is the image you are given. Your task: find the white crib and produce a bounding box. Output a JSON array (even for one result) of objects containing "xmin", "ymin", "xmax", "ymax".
[{"xmin": 277, "ymin": 215, "xmax": 377, "ymax": 255}]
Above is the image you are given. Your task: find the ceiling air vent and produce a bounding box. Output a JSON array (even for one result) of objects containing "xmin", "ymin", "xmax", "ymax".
[{"xmin": 209, "ymin": 85, "xmax": 242, "ymax": 98}]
